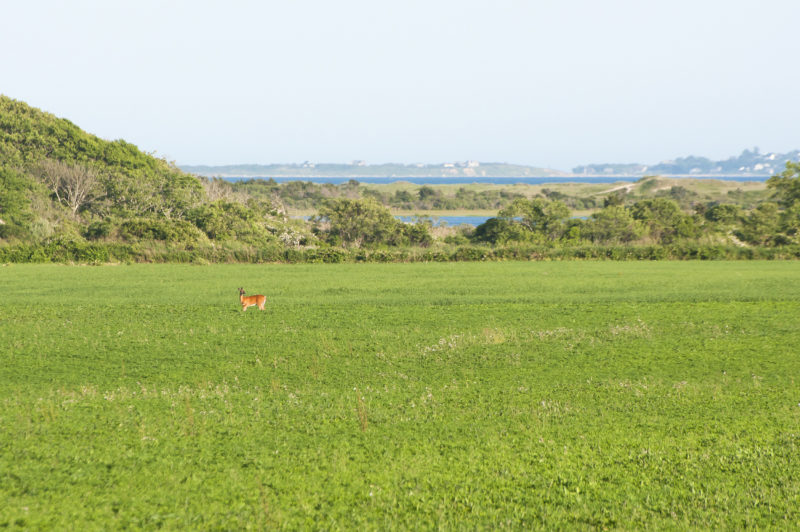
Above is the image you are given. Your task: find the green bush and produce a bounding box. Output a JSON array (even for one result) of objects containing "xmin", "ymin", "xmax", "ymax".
[
  {"xmin": 119, "ymin": 218, "xmax": 206, "ymax": 244},
  {"xmin": 316, "ymin": 198, "xmax": 431, "ymax": 248},
  {"xmin": 306, "ymin": 247, "xmax": 349, "ymax": 264},
  {"xmin": 0, "ymin": 167, "xmax": 37, "ymax": 240},
  {"xmin": 472, "ymin": 217, "xmax": 534, "ymax": 244},
  {"xmin": 451, "ymin": 246, "xmax": 490, "ymax": 261},
  {"xmin": 84, "ymin": 219, "xmax": 114, "ymax": 239},
  {"xmin": 420, "ymin": 249, "xmax": 452, "ymax": 262},
  {"xmin": 0, "ymin": 240, "xmax": 135, "ymax": 263},
  {"xmin": 366, "ymin": 249, "xmax": 410, "ymax": 263}
]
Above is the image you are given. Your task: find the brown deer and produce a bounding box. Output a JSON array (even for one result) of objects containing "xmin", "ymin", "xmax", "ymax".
[{"xmin": 239, "ymin": 287, "xmax": 266, "ymax": 311}]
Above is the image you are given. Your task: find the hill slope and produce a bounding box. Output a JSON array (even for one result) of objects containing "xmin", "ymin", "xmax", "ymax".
[
  {"xmin": 0, "ymin": 95, "xmax": 203, "ymax": 224},
  {"xmin": 0, "ymin": 95, "xmax": 311, "ymax": 254}
]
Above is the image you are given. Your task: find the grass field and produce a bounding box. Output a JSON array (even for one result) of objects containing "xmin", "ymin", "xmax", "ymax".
[{"xmin": 1, "ymin": 262, "xmax": 799, "ymax": 529}]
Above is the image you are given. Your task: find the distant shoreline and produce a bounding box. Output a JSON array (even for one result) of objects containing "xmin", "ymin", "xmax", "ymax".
[
  {"xmin": 181, "ymin": 150, "xmax": 798, "ymax": 180},
  {"xmin": 213, "ymin": 175, "xmax": 771, "ymax": 185}
]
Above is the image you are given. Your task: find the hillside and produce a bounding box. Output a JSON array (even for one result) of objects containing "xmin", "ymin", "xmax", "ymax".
[
  {"xmin": 0, "ymin": 95, "xmax": 301, "ymax": 250},
  {"xmin": 0, "ymin": 95, "xmax": 203, "ymax": 220}
]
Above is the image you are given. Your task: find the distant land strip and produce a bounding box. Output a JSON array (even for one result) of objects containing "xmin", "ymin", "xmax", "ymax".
[
  {"xmin": 180, "ymin": 162, "xmax": 567, "ymax": 179},
  {"xmin": 182, "ymin": 149, "xmax": 800, "ymax": 179}
]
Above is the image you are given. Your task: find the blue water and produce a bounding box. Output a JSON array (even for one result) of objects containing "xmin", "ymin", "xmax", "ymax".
[
  {"xmin": 227, "ymin": 175, "xmax": 770, "ymax": 185},
  {"xmin": 396, "ymin": 215, "xmax": 492, "ymax": 226},
  {"xmin": 296, "ymin": 214, "xmax": 492, "ymax": 226}
]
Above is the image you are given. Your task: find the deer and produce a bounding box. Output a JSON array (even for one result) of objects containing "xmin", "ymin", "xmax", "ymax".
[{"xmin": 239, "ymin": 287, "xmax": 266, "ymax": 311}]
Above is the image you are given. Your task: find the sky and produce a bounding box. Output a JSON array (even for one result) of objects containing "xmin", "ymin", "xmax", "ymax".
[{"xmin": 2, "ymin": 0, "xmax": 799, "ymax": 171}]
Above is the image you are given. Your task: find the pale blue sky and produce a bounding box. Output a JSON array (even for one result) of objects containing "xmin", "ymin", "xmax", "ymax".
[{"xmin": 2, "ymin": 0, "xmax": 798, "ymax": 170}]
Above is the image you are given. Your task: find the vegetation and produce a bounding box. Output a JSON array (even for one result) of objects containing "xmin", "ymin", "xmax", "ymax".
[
  {"xmin": 2, "ymin": 95, "xmax": 800, "ymax": 263},
  {"xmin": 0, "ymin": 95, "xmax": 314, "ymax": 255},
  {"xmin": 315, "ymin": 197, "xmax": 432, "ymax": 248},
  {"xmin": 1, "ymin": 262, "xmax": 799, "ymax": 528}
]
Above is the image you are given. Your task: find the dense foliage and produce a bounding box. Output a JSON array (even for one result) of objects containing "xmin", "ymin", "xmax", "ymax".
[
  {"xmin": 315, "ymin": 198, "xmax": 432, "ymax": 248},
  {"xmin": 471, "ymin": 168, "xmax": 800, "ymax": 248},
  {"xmin": 227, "ymin": 178, "xmax": 528, "ymax": 212},
  {"xmin": 2, "ymin": 95, "xmax": 800, "ymax": 262},
  {"xmin": 0, "ymin": 95, "xmax": 312, "ymax": 253}
]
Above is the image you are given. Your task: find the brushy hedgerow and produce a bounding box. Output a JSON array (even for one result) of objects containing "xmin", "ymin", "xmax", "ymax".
[{"xmin": 2, "ymin": 241, "xmax": 799, "ymax": 264}]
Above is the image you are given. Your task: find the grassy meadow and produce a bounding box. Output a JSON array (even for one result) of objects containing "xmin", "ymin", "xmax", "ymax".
[{"xmin": 1, "ymin": 261, "xmax": 799, "ymax": 529}]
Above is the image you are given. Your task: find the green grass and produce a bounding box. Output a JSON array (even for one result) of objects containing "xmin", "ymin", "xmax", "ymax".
[{"xmin": 1, "ymin": 262, "xmax": 799, "ymax": 529}]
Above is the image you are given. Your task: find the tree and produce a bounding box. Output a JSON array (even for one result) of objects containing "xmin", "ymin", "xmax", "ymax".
[
  {"xmin": 30, "ymin": 159, "xmax": 99, "ymax": 215},
  {"xmin": 603, "ymin": 190, "xmax": 627, "ymax": 207},
  {"xmin": 392, "ymin": 190, "xmax": 414, "ymax": 205},
  {"xmin": 736, "ymin": 202, "xmax": 780, "ymax": 246},
  {"xmin": 472, "ymin": 217, "xmax": 535, "ymax": 245},
  {"xmin": 704, "ymin": 204, "xmax": 741, "ymax": 225},
  {"xmin": 767, "ymin": 161, "xmax": 800, "ymax": 208},
  {"xmin": 187, "ymin": 200, "xmax": 276, "ymax": 245},
  {"xmin": 497, "ymin": 197, "xmax": 571, "ymax": 241},
  {"xmin": 778, "ymin": 205, "xmax": 800, "ymax": 244},
  {"xmin": 418, "ymin": 186, "xmax": 438, "ymax": 201},
  {"xmin": 630, "ymin": 198, "xmax": 698, "ymax": 244},
  {"xmin": 584, "ymin": 206, "xmax": 645, "ymax": 243},
  {"xmin": 315, "ymin": 198, "xmax": 429, "ymax": 248},
  {"xmin": 761, "ymin": 162, "xmax": 800, "ymax": 244}
]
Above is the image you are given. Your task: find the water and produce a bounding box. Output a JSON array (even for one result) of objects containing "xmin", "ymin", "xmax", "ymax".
[
  {"xmin": 396, "ymin": 215, "xmax": 492, "ymax": 226},
  {"xmin": 297, "ymin": 214, "xmax": 492, "ymax": 226},
  {"xmin": 397, "ymin": 215, "xmax": 587, "ymax": 226},
  {"xmin": 226, "ymin": 175, "xmax": 770, "ymax": 185}
]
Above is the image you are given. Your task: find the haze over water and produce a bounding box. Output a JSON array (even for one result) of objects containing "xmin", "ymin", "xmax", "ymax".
[{"xmin": 225, "ymin": 176, "xmax": 771, "ymax": 185}]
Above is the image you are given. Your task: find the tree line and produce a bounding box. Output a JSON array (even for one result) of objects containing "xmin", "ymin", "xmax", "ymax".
[{"xmin": 2, "ymin": 95, "xmax": 799, "ymax": 262}]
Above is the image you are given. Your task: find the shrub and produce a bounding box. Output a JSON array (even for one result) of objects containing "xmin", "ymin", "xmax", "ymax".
[
  {"xmin": 119, "ymin": 218, "xmax": 206, "ymax": 244},
  {"xmin": 472, "ymin": 218, "xmax": 534, "ymax": 245},
  {"xmin": 306, "ymin": 247, "xmax": 349, "ymax": 263},
  {"xmin": 316, "ymin": 198, "xmax": 431, "ymax": 248},
  {"xmin": 584, "ymin": 207, "xmax": 645, "ymax": 244},
  {"xmin": 186, "ymin": 201, "xmax": 276, "ymax": 246},
  {"xmin": 84, "ymin": 219, "xmax": 113, "ymax": 239},
  {"xmin": 451, "ymin": 246, "xmax": 490, "ymax": 261}
]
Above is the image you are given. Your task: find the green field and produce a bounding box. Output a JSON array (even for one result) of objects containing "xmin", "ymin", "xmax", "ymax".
[{"xmin": 1, "ymin": 262, "xmax": 799, "ymax": 529}]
